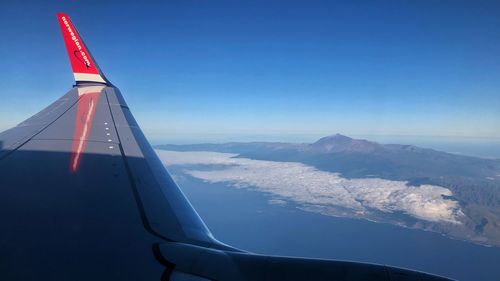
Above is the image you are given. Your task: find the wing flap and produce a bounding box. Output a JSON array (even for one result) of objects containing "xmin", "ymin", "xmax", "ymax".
[{"xmin": 158, "ymin": 242, "xmax": 452, "ymax": 281}]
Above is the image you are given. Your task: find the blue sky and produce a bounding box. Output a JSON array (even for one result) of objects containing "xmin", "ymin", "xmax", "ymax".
[{"xmin": 1, "ymin": 0, "xmax": 500, "ymax": 143}]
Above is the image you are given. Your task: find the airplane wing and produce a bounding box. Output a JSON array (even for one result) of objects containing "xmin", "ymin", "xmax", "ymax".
[{"xmin": 0, "ymin": 13, "xmax": 452, "ymax": 281}]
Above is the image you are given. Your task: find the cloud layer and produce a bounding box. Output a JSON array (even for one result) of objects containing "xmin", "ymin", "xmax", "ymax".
[{"xmin": 157, "ymin": 150, "xmax": 463, "ymax": 224}]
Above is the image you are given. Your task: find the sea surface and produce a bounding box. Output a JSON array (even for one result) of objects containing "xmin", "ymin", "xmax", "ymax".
[{"xmin": 170, "ymin": 167, "xmax": 500, "ymax": 281}]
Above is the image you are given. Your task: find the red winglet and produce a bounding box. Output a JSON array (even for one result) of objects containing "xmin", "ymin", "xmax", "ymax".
[{"xmin": 57, "ymin": 13, "xmax": 107, "ymax": 84}]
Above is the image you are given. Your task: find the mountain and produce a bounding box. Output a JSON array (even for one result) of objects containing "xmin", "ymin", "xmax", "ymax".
[
  {"xmin": 310, "ymin": 134, "xmax": 381, "ymax": 153},
  {"xmin": 157, "ymin": 134, "xmax": 500, "ymax": 246}
]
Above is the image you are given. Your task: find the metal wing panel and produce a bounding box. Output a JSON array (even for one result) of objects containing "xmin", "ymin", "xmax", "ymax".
[
  {"xmin": 0, "ymin": 88, "xmax": 79, "ymax": 158},
  {"xmin": 33, "ymin": 86, "xmax": 119, "ymax": 144}
]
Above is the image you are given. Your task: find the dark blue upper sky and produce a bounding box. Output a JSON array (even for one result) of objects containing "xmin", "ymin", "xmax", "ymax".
[{"xmin": 1, "ymin": 0, "xmax": 500, "ymax": 143}]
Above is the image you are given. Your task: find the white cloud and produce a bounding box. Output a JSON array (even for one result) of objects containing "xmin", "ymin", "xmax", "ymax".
[{"xmin": 157, "ymin": 150, "xmax": 463, "ymax": 224}]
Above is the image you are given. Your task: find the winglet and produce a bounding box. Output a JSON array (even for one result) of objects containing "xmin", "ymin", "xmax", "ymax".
[{"xmin": 57, "ymin": 13, "xmax": 108, "ymax": 84}]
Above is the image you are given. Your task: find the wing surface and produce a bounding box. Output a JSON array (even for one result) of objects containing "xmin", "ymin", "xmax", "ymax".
[
  {"xmin": 0, "ymin": 13, "xmax": 230, "ymax": 280},
  {"xmin": 0, "ymin": 83, "xmax": 234, "ymax": 279}
]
